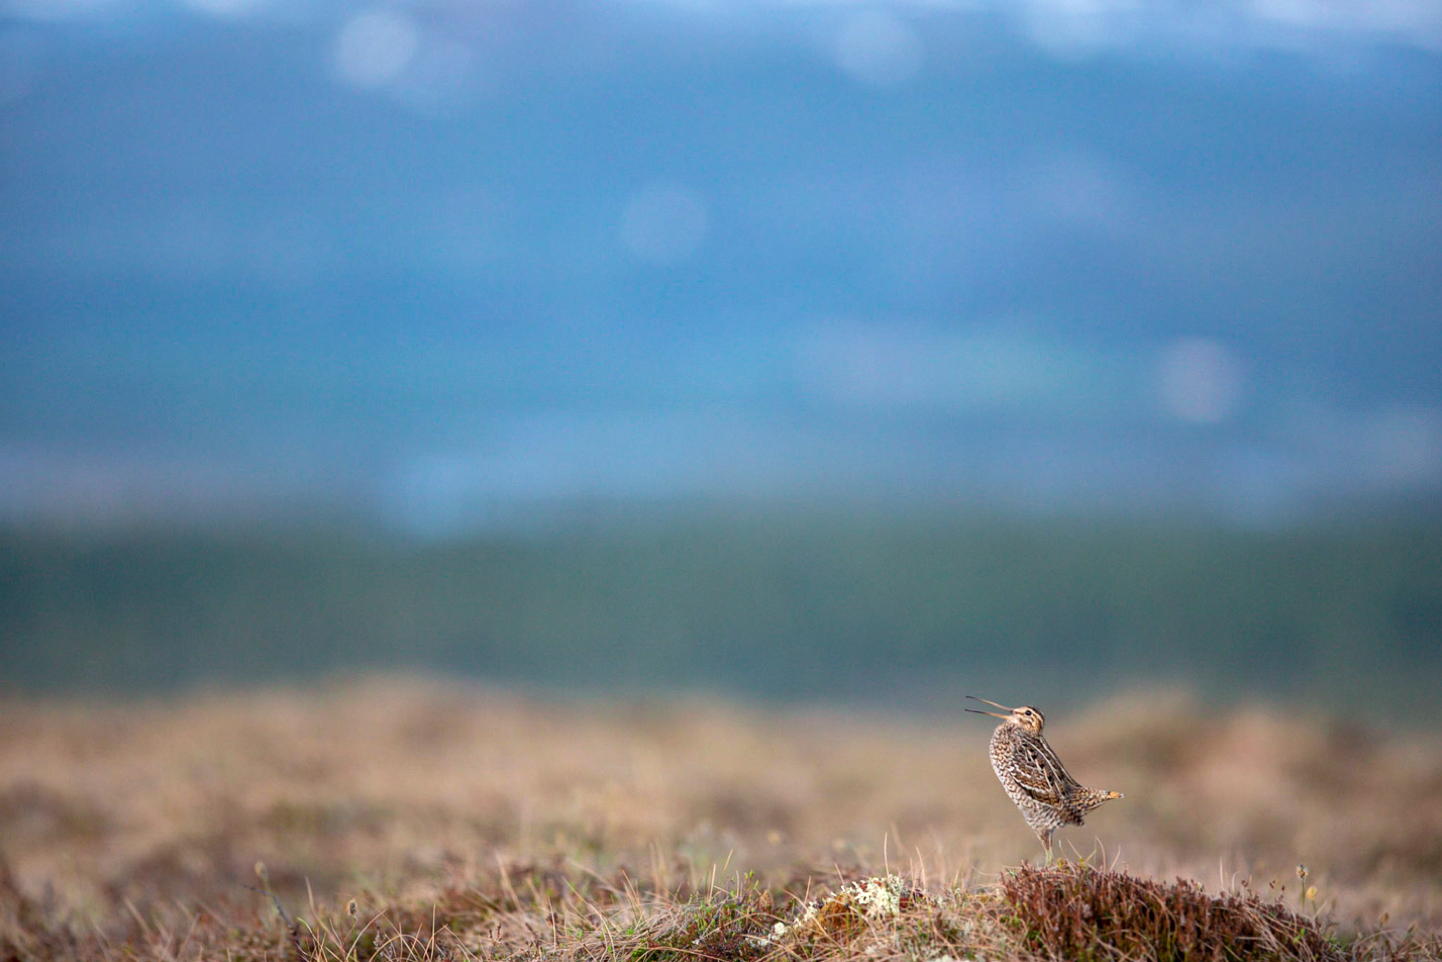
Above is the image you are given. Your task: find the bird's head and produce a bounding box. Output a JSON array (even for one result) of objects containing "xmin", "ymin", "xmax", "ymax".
[{"xmin": 966, "ymin": 696, "xmax": 1045, "ymax": 734}]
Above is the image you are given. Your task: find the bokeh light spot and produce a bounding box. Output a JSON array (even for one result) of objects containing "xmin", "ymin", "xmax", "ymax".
[
  {"xmin": 1157, "ymin": 338, "xmax": 1243, "ymax": 424},
  {"xmin": 1023, "ymin": 0, "xmax": 1116, "ymax": 58},
  {"xmin": 333, "ymin": 9, "xmax": 420, "ymax": 90},
  {"xmin": 1368, "ymin": 407, "xmax": 1442, "ymax": 483},
  {"xmin": 831, "ymin": 11, "xmax": 924, "ymax": 88}
]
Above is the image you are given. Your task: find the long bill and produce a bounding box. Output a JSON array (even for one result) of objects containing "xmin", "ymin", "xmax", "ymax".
[
  {"xmin": 966, "ymin": 695, "xmax": 1014, "ymax": 711},
  {"xmin": 965, "ymin": 694, "xmax": 1014, "ymax": 720}
]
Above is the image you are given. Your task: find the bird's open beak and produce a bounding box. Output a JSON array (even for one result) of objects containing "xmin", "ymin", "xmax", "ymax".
[{"xmin": 965, "ymin": 695, "xmax": 1014, "ymax": 720}]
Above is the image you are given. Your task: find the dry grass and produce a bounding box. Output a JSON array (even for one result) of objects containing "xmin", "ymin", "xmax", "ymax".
[{"xmin": 0, "ymin": 677, "xmax": 1438, "ymax": 960}]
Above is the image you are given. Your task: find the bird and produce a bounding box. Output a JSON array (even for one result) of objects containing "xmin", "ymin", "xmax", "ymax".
[{"xmin": 966, "ymin": 695, "xmax": 1123, "ymax": 861}]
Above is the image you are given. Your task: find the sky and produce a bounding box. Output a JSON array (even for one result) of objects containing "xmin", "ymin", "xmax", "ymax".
[{"xmin": 1, "ymin": 0, "xmax": 1440, "ymax": 534}]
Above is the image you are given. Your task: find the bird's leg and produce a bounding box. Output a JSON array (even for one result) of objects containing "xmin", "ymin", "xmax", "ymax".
[{"xmin": 1037, "ymin": 829, "xmax": 1054, "ymax": 867}]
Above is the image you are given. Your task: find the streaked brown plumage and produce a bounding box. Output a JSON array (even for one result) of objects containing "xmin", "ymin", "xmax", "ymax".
[{"xmin": 966, "ymin": 696, "xmax": 1123, "ymax": 858}]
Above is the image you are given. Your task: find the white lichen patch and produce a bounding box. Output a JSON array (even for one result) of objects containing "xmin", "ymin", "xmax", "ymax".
[
  {"xmin": 849, "ymin": 874, "xmax": 910, "ymax": 918},
  {"xmin": 775, "ymin": 874, "xmax": 918, "ymax": 941}
]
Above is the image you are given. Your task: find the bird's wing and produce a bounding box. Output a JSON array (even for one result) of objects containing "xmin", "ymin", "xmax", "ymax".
[{"xmin": 1012, "ymin": 737, "xmax": 1084, "ymax": 807}]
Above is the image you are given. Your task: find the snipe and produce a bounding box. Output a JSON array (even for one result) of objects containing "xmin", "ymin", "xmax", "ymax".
[{"xmin": 967, "ymin": 696, "xmax": 1123, "ymax": 860}]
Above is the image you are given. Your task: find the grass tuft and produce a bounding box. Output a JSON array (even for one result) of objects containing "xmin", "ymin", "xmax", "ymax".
[
  {"xmin": 625, "ymin": 879, "xmax": 777, "ymax": 962},
  {"xmin": 4, "ymin": 855, "xmax": 1441, "ymax": 961},
  {"xmin": 997, "ymin": 860, "xmax": 1342, "ymax": 962}
]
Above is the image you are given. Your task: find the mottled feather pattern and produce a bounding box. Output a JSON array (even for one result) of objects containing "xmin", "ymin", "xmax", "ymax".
[{"xmin": 970, "ymin": 697, "xmax": 1122, "ymax": 853}]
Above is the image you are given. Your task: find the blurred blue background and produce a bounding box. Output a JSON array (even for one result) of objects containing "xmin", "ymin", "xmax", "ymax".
[{"xmin": 2, "ymin": 0, "xmax": 1440, "ymax": 706}]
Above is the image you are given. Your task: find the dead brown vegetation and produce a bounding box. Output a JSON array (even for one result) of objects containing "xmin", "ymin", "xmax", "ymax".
[
  {"xmin": 0, "ymin": 678, "xmax": 1438, "ymax": 961},
  {"xmin": 999, "ymin": 862, "xmax": 1342, "ymax": 961}
]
